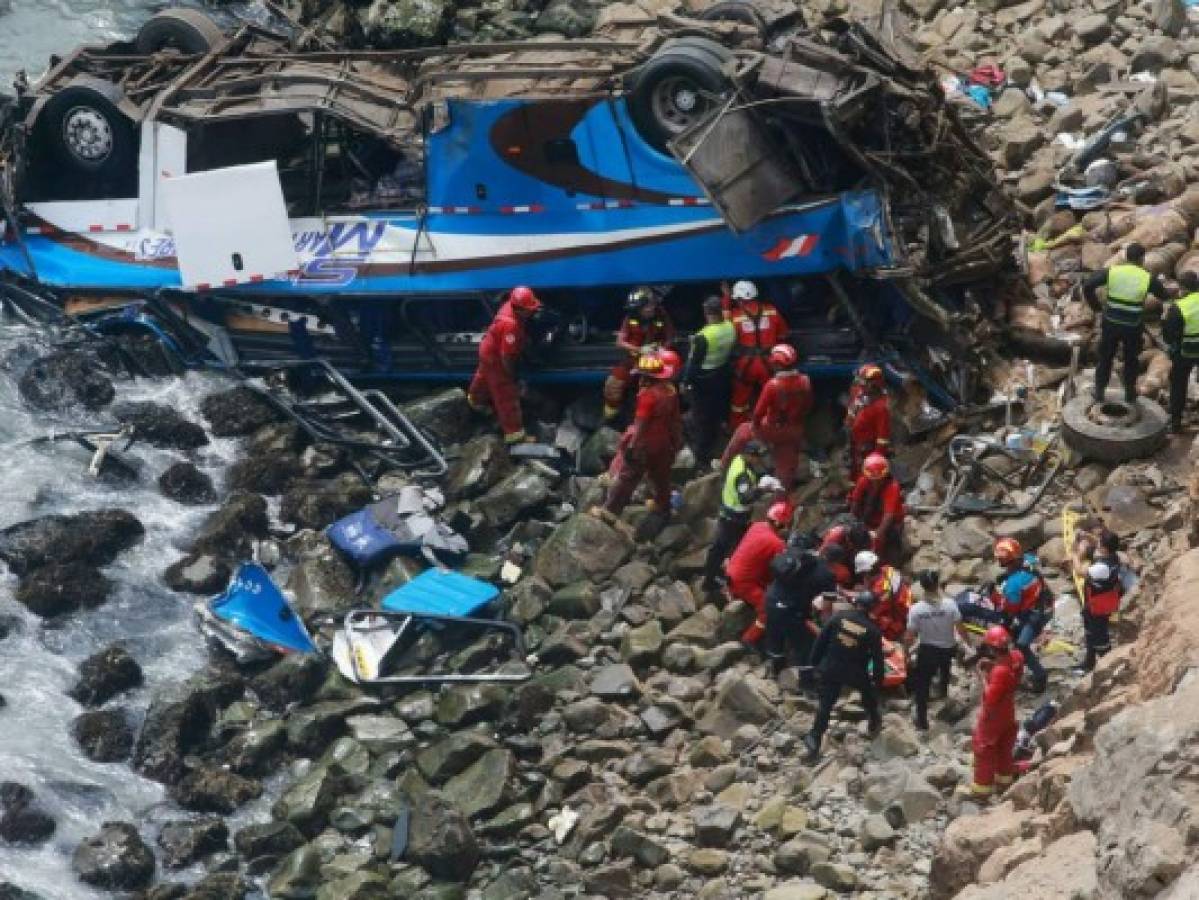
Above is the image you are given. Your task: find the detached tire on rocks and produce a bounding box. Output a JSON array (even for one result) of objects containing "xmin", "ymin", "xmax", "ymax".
[
  {"xmin": 135, "ymin": 8, "xmax": 225, "ymax": 54},
  {"xmin": 1060, "ymin": 394, "xmax": 1168, "ymax": 464},
  {"xmin": 699, "ymin": 0, "xmax": 768, "ymax": 38}
]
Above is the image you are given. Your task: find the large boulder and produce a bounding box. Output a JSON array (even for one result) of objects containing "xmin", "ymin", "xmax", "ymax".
[
  {"xmin": 279, "ymin": 473, "xmax": 373, "ymax": 531},
  {"xmin": 1132, "ymin": 549, "xmax": 1199, "ymax": 698},
  {"xmin": 200, "ymin": 386, "xmax": 282, "ymax": 437},
  {"xmin": 475, "ymin": 468, "xmax": 553, "ymax": 528},
  {"xmin": 406, "ymin": 790, "xmax": 481, "ymax": 882},
  {"xmin": 533, "ymin": 513, "xmax": 633, "ymax": 588},
  {"xmin": 233, "ymin": 821, "xmax": 305, "ymax": 862},
  {"xmin": 72, "ymin": 710, "xmax": 134, "ymax": 763},
  {"xmin": 445, "ymin": 435, "xmax": 511, "ymax": 500},
  {"xmin": 284, "ymin": 533, "xmax": 358, "ymax": 620},
  {"xmin": 443, "ymin": 749, "xmax": 516, "ymax": 818},
  {"xmin": 18, "ymin": 350, "xmax": 114, "ymax": 411},
  {"xmin": 158, "ymin": 462, "xmax": 217, "ymax": 506},
  {"xmin": 0, "ymin": 784, "xmax": 55, "ymax": 846},
  {"xmin": 272, "ymin": 764, "xmax": 348, "ymax": 835},
  {"xmin": 131, "ymin": 679, "xmax": 220, "ymax": 785},
  {"xmin": 112, "ymin": 402, "xmax": 208, "ymax": 450},
  {"xmin": 955, "ymin": 831, "xmax": 1099, "ymax": 899},
  {"xmin": 169, "ymin": 767, "xmax": 263, "ymax": 814},
  {"xmin": 73, "ymin": 822, "xmax": 155, "ymax": 890},
  {"xmin": 0, "ymin": 510, "xmax": 143, "ymax": 575},
  {"xmin": 400, "ymin": 388, "xmax": 474, "ymax": 445},
  {"xmin": 14, "ymin": 563, "xmax": 112, "ymax": 617},
  {"xmin": 930, "ymin": 802, "xmax": 1033, "ymax": 899},
  {"xmin": 157, "ymin": 817, "xmax": 228, "ymax": 869},
  {"xmin": 70, "ymin": 644, "xmax": 143, "ymax": 706},
  {"xmin": 186, "ymin": 492, "xmax": 269, "ymax": 559},
  {"xmin": 162, "ymin": 553, "xmax": 231, "ymax": 595}
]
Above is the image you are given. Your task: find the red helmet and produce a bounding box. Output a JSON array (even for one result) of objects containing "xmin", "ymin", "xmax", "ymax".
[
  {"xmin": 637, "ymin": 349, "xmax": 680, "ymax": 380},
  {"xmin": 862, "ymin": 452, "xmax": 890, "ymax": 480},
  {"xmin": 994, "ymin": 537, "xmax": 1022, "ymax": 565},
  {"xmin": 858, "ymin": 364, "xmax": 884, "ymax": 383},
  {"xmin": 766, "ymin": 501, "xmax": 791, "ymax": 528},
  {"xmin": 770, "ymin": 343, "xmax": 798, "ymax": 370},
  {"xmin": 509, "ymin": 285, "xmax": 541, "ymax": 312},
  {"xmin": 658, "ymin": 349, "xmax": 681, "ymax": 380},
  {"xmin": 983, "ymin": 625, "xmax": 1011, "ymax": 651}
]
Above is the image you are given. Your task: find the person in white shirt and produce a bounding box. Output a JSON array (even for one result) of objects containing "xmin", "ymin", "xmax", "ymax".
[{"xmin": 905, "ymin": 569, "xmax": 966, "ymax": 731}]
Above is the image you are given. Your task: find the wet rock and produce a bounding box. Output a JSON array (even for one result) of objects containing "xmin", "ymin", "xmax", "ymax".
[
  {"xmin": 0, "ymin": 509, "xmax": 143, "ymax": 575},
  {"xmin": 157, "ymin": 817, "xmax": 228, "ymax": 869},
  {"xmin": 18, "ymin": 350, "xmax": 114, "ymax": 411},
  {"xmin": 533, "ymin": 512, "xmax": 633, "ymax": 588},
  {"xmin": 546, "ymin": 582, "xmax": 600, "ymax": 619},
  {"xmin": 70, "ymin": 644, "xmax": 143, "ymax": 707},
  {"xmin": 443, "ymin": 749, "xmax": 515, "ymax": 818},
  {"xmin": 0, "ymin": 784, "xmax": 55, "ymax": 845},
  {"xmin": 284, "ymin": 537, "xmax": 358, "ymax": 620},
  {"xmin": 158, "ymin": 462, "xmax": 218, "ymax": 505},
  {"xmin": 286, "ymin": 698, "xmax": 375, "ymax": 755},
  {"xmin": 445, "ymin": 435, "xmax": 511, "ymax": 501},
  {"xmin": 162, "ymin": 553, "xmax": 231, "ymax": 595},
  {"xmin": 187, "ymin": 491, "xmax": 269, "ymax": 558},
  {"xmin": 200, "ymin": 386, "xmax": 281, "ymax": 437},
  {"xmin": 250, "ymin": 648, "xmax": 328, "ymax": 712},
  {"xmin": 273, "ymin": 764, "xmax": 347, "ymax": 835},
  {"xmin": 131, "ymin": 680, "xmax": 219, "ymax": 785},
  {"xmin": 578, "ymin": 426, "xmax": 620, "ymax": 475},
  {"xmin": 406, "ymin": 790, "xmax": 480, "ymax": 882},
  {"xmin": 505, "ymin": 576, "xmax": 551, "ymax": 624},
  {"xmin": 315, "ymin": 871, "xmax": 389, "ymax": 900},
  {"xmin": 183, "ymin": 872, "xmax": 249, "ymax": 900},
  {"xmin": 435, "ymin": 684, "xmax": 507, "ymax": 728},
  {"xmin": 590, "ymin": 663, "xmax": 640, "ymax": 700},
  {"xmin": 15, "ymin": 562, "xmax": 112, "ymax": 617},
  {"xmin": 585, "ymin": 860, "xmax": 636, "ymax": 895},
  {"xmin": 400, "ymin": 388, "xmax": 474, "ymax": 446},
  {"xmin": 0, "ymin": 884, "xmax": 45, "ymax": 900},
  {"xmin": 72, "ymin": 709, "xmax": 134, "ymax": 763},
  {"xmin": 227, "ymin": 450, "xmax": 304, "ymax": 496},
  {"xmin": 112, "ymin": 402, "xmax": 208, "ymax": 450},
  {"xmin": 73, "ymin": 822, "xmax": 155, "ymax": 890},
  {"xmin": 280, "ymin": 473, "xmax": 373, "ymax": 531},
  {"xmin": 476, "ymin": 467, "xmax": 552, "ymax": 528},
  {"xmin": 267, "ymin": 845, "xmax": 322, "ymax": 899},
  {"xmin": 611, "ymin": 825, "xmax": 669, "ymax": 868},
  {"xmin": 234, "ymin": 820, "xmax": 305, "ymax": 862},
  {"xmin": 169, "ymin": 767, "xmax": 262, "ymax": 814},
  {"xmin": 416, "ymin": 731, "xmax": 498, "ymax": 783}
]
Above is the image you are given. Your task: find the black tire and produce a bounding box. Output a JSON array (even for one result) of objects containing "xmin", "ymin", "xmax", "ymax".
[
  {"xmin": 699, "ymin": 0, "xmax": 767, "ymax": 38},
  {"xmin": 35, "ymin": 79, "xmax": 137, "ymax": 180},
  {"xmin": 628, "ymin": 37, "xmax": 732, "ymax": 152},
  {"xmin": 1060, "ymin": 393, "xmax": 1168, "ymax": 464},
  {"xmin": 135, "ymin": 8, "xmax": 225, "ymax": 54}
]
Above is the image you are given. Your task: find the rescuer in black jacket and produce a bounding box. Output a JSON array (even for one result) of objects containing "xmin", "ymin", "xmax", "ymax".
[
  {"xmin": 764, "ymin": 541, "xmax": 838, "ymax": 685},
  {"xmin": 803, "ymin": 591, "xmax": 885, "ymax": 763}
]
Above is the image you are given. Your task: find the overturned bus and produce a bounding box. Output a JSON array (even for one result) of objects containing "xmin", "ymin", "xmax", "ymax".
[{"xmin": 0, "ymin": 4, "xmax": 1015, "ymax": 404}]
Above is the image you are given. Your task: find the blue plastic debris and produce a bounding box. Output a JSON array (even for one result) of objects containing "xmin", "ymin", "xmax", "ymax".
[
  {"xmin": 380, "ymin": 568, "xmax": 499, "ymax": 618},
  {"xmin": 205, "ymin": 562, "xmax": 317, "ymax": 657}
]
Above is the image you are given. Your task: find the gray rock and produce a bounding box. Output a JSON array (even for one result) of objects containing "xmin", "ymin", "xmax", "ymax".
[
  {"xmin": 285, "ymin": 543, "xmax": 358, "ymax": 619},
  {"xmin": 162, "ymin": 553, "xmax": 230, "ymax": 595},
  {"xmin": 267, "ymin": 845, "xmax": 321, "ymax": 899},
  {"xmin": 482, "ymin": 869, "xmax": 539, "ymax": 900},
  {"xmin": 941, "ymin": 521, "xmax": 992, "ymax": 561},
  {"xmin": 624, "ymin": 749, "xmax": 675, "ymax": 785},
  {"xmin": 158, "ymin": 461, "xmax": 218, "ymax": 506},
  {"xmin": 610, "ymin": 825, "xmax": 669, "ymax": 868},
  {"xmin": 286, "ymin": 698, "xmax": 374, "ymax": 755},
  {"xmin": 0, "ymin": 784, "xmax": 55, "ymax": 846},
  {"xmin": 132, "ymin": 679, "xmax": 219, "ymax": 785},
  {"xmin": 250, "ymin": 653, "xmax": 328, "ymax": 712},
  {"xmin": 994, "ymin": 513, "xmax": 1045, "ymax": 551},
  {"xmin": 187, "ymin": 492, "xmax": 268, "ymax": 559},
  {"xmin": 157, "ymin": 817, "xmax": 228, "ymax": 869},
  {"xmin": 15, "ymin": 562, "xmax": 113, "ymax": 618},
  {"xmin": 697, "ymin": 672, "xmax": 775, "ymax": 737},
  {"xmin": 505, "ymin": 576, "xmax": 551, "ymax": 624},
  {"xmin": 765, "ymin": 882, "xmax": 831, "ymax": 900},
  {"xmin": 315, "ymin": 871, "xmax": 389, "ymax": 900},
  {"xmin": 73, "ymin": 822, "xmax": 155, "ymax": 890},
  {"xmin": 536, "ymin": 1, "xmax": 595, "ymax": 37},
  {"xmin": 446, "ymin": 435, "xmax": 511, "ymax": 501},
  {"xmin": 0, "ymin": 509, "xmax": 143, "ymax": 576},
  {"xmin": 71, "ymin": 709, "xmax": 134, "ymax": 763},
  {"xmin": 279, "ymin": 473, "xmax": 373, "ymax": 531},
  {"xmin": 859, "ymin": 813, "xmax": 897, "ymax": 851},
  {"xmin": 201, "ymin": 386, "xmax": 282, "ymax": 437},
  {"xmin": 533, "ymin": 513, "xmax": 633, "ymax": 588},
  {"xmin": 583, "ymin": 860, "xmax": 636, "ymax": 896},
  {"xmin": 546, "ymin": 581, "xmax": 600, "ymax": 619},
  {"xmin": 476, "ymin": 468, "xmax": 552, "ymax": 527},
  {"xmin": 416, "ymin": 731, "xmax": 498, "ymax": 783},
  {"xmin": 1072, "ymin": 13, "xmax": 1112, "ymax": 45},
  {"xmin": 810, "ymin": 862, "xmax": 859, "ymax": 892},
  {"xmin": 590, "ymin": 663, "xmax": 641, "ymax": 700},
  {"xmin": 694, "ymin": 805, "xmax": 741, "ymax": 848},
  {"xmin": 443, "ymin": 749, "xmax": 515, "ymax": 818},
  {"xmin": 70, "ymin": 644, "xmax": 143, "ymax": 707},
  {"xmin": 346, "ymin": 715, "xmax": 414, "ymax": 752},
  {"xmin": 272, "ymin": 764, "xmax": 346, "ymax": 835},
  {"xmin": 219, "ymin": 719, "xmax": 287, "ymax": 775},
  {"xmin": 578, "ymin": 427, "xmax": 620, "ymax": 475},
  {"xmin": 18, "ymin": 350, "xmax": 114, "ymax": 411},
  {"xmin": 406, "ymin": 791, "xmax": 480, "ymax": 882},
  {"xmin": 621, "ymin": 620, "xmax": 664, "ymax": 668},
  {"xmin": 435, "ymin": 684, "xmax": 507, "ymax": 728},
  {"xmin": 666, "ymin": 606, "xmax": 720, "ymax": 647},
  {"xmin": 774, "ymin": 833, "xmax": 833, "ymax": 876},
  {"xmin": 233, "ymin": 821, "xmax": 305, "ymax": 861},
  {"xmin": 400, "ymin": 389, "xmax": 474, "ymax": 446}
]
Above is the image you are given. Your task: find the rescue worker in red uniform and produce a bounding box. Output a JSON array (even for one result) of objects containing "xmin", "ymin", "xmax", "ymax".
[
  {"xmin": 727, "ymin": 280, "xmax": 790, "ymax": 429},
  {"xmin": 967, "ymin": 625, "xmax": 1024, "ymax": 799},
  {"xmin": 852, "ymin": 550, "xmax": 912, "ymax": 642},
  {"xmin": 601, "ymin": 349, "xmax": 683, "ymax": 517},
  {"xmin": 820, "ymin": 520, "xmax": 873, "ymax": 587},
  {"xmin": 604, "ymin": 286, "xmax": 675, "ymax": 421},
  {"xmin": 848, "ymin": 453, "xmax": 905, "ymax": 565},
  {"xmin": 846, "ymin": 364, "xmax": 892, "ymax": 479},
  {"xmin": 468, "ymin": 286, "xmax": 541, "ymax": 445},
  {"xmin": 726, "ymin": 502, "xmax": 790, "ymax": 645}
]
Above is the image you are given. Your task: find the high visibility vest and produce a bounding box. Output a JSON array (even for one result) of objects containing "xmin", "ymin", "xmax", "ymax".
[
  {"xmin": 1105, "ymin": 264, "xmax": 1152, "ymax": 326},
  {"xmin": 721, "ymin": 454, "xmax": 754, "ymax": 513},
  {"xmin": 699, "ymin": 321, "xmax": 735, "ymax": 370},
  {"xmin": 1178, "ymin": 292, "xmax": 1199, "ymax": 359}
]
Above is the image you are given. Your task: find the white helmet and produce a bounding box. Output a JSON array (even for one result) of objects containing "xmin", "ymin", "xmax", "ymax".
[
  {"xmin": 731, "ymin": 280, "xmax": 758, "ymax": 302},
  {"xmin": 854, "ymin": 550, "xmax": 880, "ymax": 575},
  {"xmin": 1087, "ymin": 561, "xmax": 1112, "ymax": 582}
]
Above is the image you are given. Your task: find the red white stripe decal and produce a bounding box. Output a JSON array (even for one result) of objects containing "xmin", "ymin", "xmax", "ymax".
[
  {"xmin": 499, "ymin": 204, "xmax": 545, "ymax": 215},
  {"xmin": 576, "ymin": 199, "xmax": 636, "ymax": 211},
  {"xmin": 668, "ymin": 197, "xmax": 710, "ymax": 207},
  {"xmin": 762, "ymin": 234, "xmax": 819, "ymax": 261},
  {"xmin": 427, "ymin": 206, "xmax": 482, "ymax": 215},
  {"xmin": 86, "ymin": 224, "xmax": 134, "ymax": 233}
]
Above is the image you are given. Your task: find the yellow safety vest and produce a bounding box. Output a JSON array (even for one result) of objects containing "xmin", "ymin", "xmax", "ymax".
[
  {"xmin": 1105, "ymin": 264, "xmax": 1152, "ymax": 326},
  {"xmin": 699, "ymin": 321, "xmax": 735, "ymax": 370},
  {"xmin": 1178, "ymin": 291, "xmax": 1199, "ymax": 359},
  {"xmin": 722, "ymin": 454, "xmax": 754, "ymax": 513}
]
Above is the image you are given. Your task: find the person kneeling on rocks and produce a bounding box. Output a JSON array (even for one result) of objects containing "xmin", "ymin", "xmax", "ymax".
[
  {"xmin": 763, "ymin": 537, "xmax": 837, "ymax": 687},
  {"xmin": 905, "ymin": 569, "xmax": 966, "ymax": 732},
  {"xmin": 964, "ymin": 625, "xmax": 1024, "ymax": 800},
  {"xmin": 803, "ymin": 590, "xmax": 884, "ymax": 764}
]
